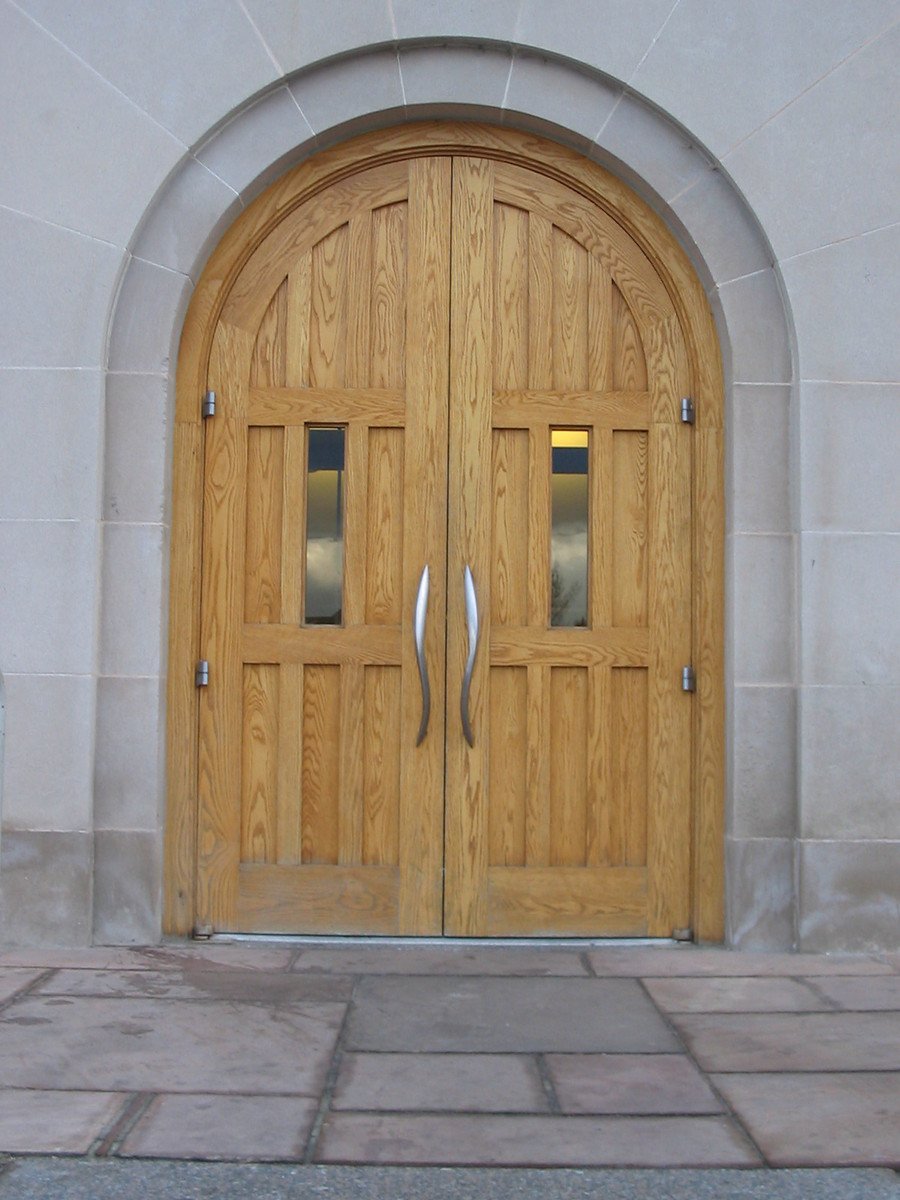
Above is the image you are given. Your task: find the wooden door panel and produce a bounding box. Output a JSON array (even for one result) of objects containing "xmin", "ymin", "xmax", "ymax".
[
  {"xmin": 198, "ymin": 158, "xmax": 450, "ymax": 935},
  {"xmin": 446, "ymin": 157, "xmax": 692, "ymax": 937}
]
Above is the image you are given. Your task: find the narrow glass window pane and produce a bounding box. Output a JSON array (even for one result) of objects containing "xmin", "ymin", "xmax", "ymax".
[
  {"xmin": 550, "ymin": 429, "xmax": 589, "ymax": 627},
  {"xmin": 305, "ymin": 426, "xmax": 344, "ymax": 625}
]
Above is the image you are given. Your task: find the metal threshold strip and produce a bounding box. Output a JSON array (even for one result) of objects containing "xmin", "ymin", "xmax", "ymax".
[{"xmin": 203, "ymin": 934, "xmax": 681, "ymax": 948}]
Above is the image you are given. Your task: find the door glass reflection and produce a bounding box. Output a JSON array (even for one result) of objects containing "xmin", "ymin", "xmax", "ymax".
[
  {"xmin": 550, "ymin": 429, "xmax": 589, "ymax": 627},
  {"xmin": 305, "ymin": 426, "xmax": 344, "ymax": 625}
]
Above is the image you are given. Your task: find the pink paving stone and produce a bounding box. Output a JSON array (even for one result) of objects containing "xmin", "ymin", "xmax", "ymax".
[
  {"xmin": 712, "ymin": 1072, "xmax": 900, "ymax": 1167},
  {"xmin": 0, "ymin": 1089, "xmax": 126, "ymax": 1154},
  {"xmin": 643, "ymin": 975, "xmax": 830, "ymax": 1013},
  {"xmin": 332, "ymin": 1052, "xmax": 548, "ymax": 1112},
  {"xmin": 120, "ymin": 1093, "xmax": 318, "ymax": 1161},
  {"xmin": 587, "ymin": 947, "xmax": 891, "ymax": 977},
  {"xmin": 544, "ymin": 1053, "xmax": 723, "ymax": 1115},
  {"xmin": 315, "ymin": 1113, "xmax": 760, "ymax": 1166},
  {"xmin": 804, "ymin": 974, "xmax": 900, "ymax": 1010},
  {"xmin": 292, "ymin": 946, "xmax": 589, "ymax": 975},
  {"xmin": 0, "ymin": 968, "xmax": 45, "ymax": 1003},
  {"xmin": 671, "ymin": 1011, "xmax": 900, "ymax": 1072},
  {"xmin": 34, "ymin": 967, "xmax": 351, "ymax": 1003}
]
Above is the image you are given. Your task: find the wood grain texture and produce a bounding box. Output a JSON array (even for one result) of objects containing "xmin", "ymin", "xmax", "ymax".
[
  {"xmin": 237, "ymin": 864, "xmax": 399, "ymax": 934},
  {"xmin": 241, "ymin": 664, "xmax": 279, "ymax": 863},
  {"xmin": 487, "ymin": 866, "xmax": 647, "ymax": 936}
]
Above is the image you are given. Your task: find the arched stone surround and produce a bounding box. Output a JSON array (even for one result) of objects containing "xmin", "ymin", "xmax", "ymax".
[{"xmin": 94, "ymin": 43, "xmax": 796, "ymax": 949}]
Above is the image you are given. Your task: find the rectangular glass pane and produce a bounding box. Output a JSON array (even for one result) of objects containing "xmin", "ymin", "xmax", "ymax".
[
  {"xmin": 305, "ymin": 426, "xmax": 344, "ymax": 625},
  {"xmin": 550, "ymin": 429, "xmax": 589, "ymax": 627}
]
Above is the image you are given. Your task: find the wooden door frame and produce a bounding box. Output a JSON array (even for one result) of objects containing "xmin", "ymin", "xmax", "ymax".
[{"xmin": 164, "ymin": 122, "xmax": 725, "ymax": 942}]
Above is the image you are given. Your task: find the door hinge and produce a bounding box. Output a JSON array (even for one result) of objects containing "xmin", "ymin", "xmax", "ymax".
[
  {"xmin": 672, "ymin": 926, "xmax": 693, "ymax": 942},
  {"xmin": 193, "ymin": 922, "xmax": 213, "ymax": 939},
  {"xmin": 681, "ymin": 665, "xmax": 696, "ymax": 693},
  {"xmin": 202, "ymin": 389, "xmax": 216, "ymax": 418},
  {"xmin": 195, "ymin": 659, "xmax": 210, "ymax": 687},
  {"xmin": 680, "ymin": 396, "xmax": 695, "ymax": 424}
]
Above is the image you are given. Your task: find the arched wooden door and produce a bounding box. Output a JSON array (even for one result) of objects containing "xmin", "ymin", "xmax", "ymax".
[{"xmin": 170, "ymin": 125, "xmax": 724, "ymax": 940}]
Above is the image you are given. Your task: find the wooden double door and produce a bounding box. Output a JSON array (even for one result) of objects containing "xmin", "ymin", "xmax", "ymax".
[{"xmin": 196, "ymin": 144, "xmax": 695, "ymax": 937}]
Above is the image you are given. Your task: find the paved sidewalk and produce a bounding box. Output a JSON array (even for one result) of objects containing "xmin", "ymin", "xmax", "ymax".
[{"xmin": 0, "ymin": 941, "xmax": 897, "ymax": 1177}]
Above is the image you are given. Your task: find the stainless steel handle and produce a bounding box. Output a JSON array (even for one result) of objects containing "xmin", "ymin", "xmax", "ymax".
[
  {"xmin": 414, "ymin": 565, "xmax": 431, "ymax": 746},
  {"xmin": 461, "ymin": 564, "xmax": 479, "ymax": 747}
]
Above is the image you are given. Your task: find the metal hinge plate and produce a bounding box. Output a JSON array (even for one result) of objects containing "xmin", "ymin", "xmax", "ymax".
[
  {"xmin": 682, "ymin": 665, "xmax": 696, "ymax": 693},
  {"xmin": 672, "ymin": 927, "xmax": 693, "ymax": 942},
  {"xmin": 195, "ymin": 659, "xmax": 209, "ymax": 687},
  {"xmin": 193, "ymin": 923, "xmax": 213, "ymax": 939},
  {"xmin": 202, "ymin": 390, "xmax": 216, "ymax": 418},
  {"xmin": 681, "ymin": 396, "xmax": 695, "ymax": 424}
]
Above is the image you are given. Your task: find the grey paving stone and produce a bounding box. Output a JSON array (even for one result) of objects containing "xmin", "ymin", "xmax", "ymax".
[
  {"xmin": 0, "ymin": 969, "xmax": 45, "ymax": 1004},
  {"xmin": 713, "ymin": 1073, "xmax": 900, "ymax": 1167},
  {"xmin": 315, "ymin": 1113, "xmax": 760, "ymax": 1166},
  {"xmin": 332, "ymin": 1052, "xmax": 547, "ymax": 1112},
  {"xmin": 119, "ymin": 1093, "xmax": 317, "ymax": 1160},
  {"xmin": 34, "ymin": 967, "xmax": 352, "ymax": 1003},
  {"xmin": 804, "ymin": 974, "xmax": 900, "ymax": 1011},
  {"xmin": 345, "ymin": 976, "xmax": 680, "ymax": 1052},
  {"xmin": 292, "ymin": 945, "xmax": 589, "ymax": 975},
  {"xmin": 0, "ymin": 1090, "xmax": 126, "ymax": 1154},
  {"xmin": 643, "ymin": 976, "xmax": 830, "ymax": 1013},
  {"xmin": 0, "ymin": 996, "xmax": 344, "ymax": 1093},
  {"xmin": 545, "ymin": 1053, "xmax": 723, "ymax": 1115},
  {"xmin": 588, "ymin": 948, "xmax": 891, "ymax": 977},
  {"xmin": 672, "ymin": 1011, "xmax": 900, "ymax": 1072}
]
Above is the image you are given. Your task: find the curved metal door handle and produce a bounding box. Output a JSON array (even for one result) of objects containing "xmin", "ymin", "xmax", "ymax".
[
  {"xmin": 414, "ymin": 565, "xmax": 431, "ymax": 746},
  {"xmin": 461, "ymin": 564, "xmax": 479, "ymax": 747}
]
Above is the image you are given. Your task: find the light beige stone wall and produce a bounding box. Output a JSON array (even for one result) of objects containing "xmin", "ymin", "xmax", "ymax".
[{"xmin": 0, "ymin": 0, "xmax": 897, "ymax": 950}]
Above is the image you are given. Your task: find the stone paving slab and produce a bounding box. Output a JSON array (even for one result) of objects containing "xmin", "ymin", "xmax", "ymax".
[
  {"xmin": 119, "ymin": 1094, "xmax": 318, "ymax": 1161},
  {"xmin": 346, "ymin": 976, "xmax": 680, "ymax": 1052},
  {"xmin": 806, "ymin": 974, "xmax": 900, "ymax": 1010},
  {"xmin": 587, "ymin": 949, "xmax": 893, "ymax": 977},
  {"xmin": 0, "ymin": 945, "xmax": 296, "ymax": 971},
  {"xmin": 332, "ymin": 1052, "xmax": 547, "ymax": 1112},
  {"xmin": 672, "ymin": 1011, "xmax": 900, "ymax": 1072},
  {"xmin": 34, "ymin": 967, "xmax": 352, "ymax": 1003},
  {"xmin": 3, "ymin": 1162, "xmax": 900, "ymax": 1200},
  {"xmin": 315, "ymin": 1113, "xmax": 761, "ymax": 1167},
  {"xmin": 545, "ymin": 1053, "xmax": 724, "ymax": 1115},
  {"xmin": 643, "ymin": 976, "xmax": 831, "ymax": 1013},
  {"xmin": 292, "ymin": 945, "xmax": 590, "ymax": 975},
  {"xmin": 0, "ymin": 968, "xmax": 45, "ymax": 1004},
  {"xmin": 712, "ymin": 1072, "xmax": 900, "ymax": 1167},
  {"xmin": 0, "ymin": 996, "xmax": 345, "ymax": 1093},
  {"xmin": 0, "ymin": 1089, "xmax": 126, "ymax": 1154}
]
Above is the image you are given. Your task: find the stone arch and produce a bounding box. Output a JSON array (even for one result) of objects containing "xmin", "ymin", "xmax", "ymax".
[{"xmin": 100, "ymin": 43, "xmax": 796, "ymax": 948}]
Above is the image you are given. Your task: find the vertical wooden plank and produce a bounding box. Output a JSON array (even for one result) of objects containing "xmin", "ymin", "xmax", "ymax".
[
  {"xmin": 445, "ymin": 155, "xmax": 494, "ymax": 936},
  {"xmin": 585, "ymin": 663, "xmax": 611, "ymax": 866},
  {"xmin": 612, "ymin": 429, "xmax": 649, "ymax": 627},
  {"xmin": 370, "ymin": 202, "xmax": 407, "ymax": 389},
  {"xmin": 342, "ymin": 422, "xmax": 368, "ymax": 627},
  {"xmin": 241, "ymin": 664, "xmax": 279, "ymax": 863},
  {"xmin": 591, "ymin": 427, "xmax": 613, "ymax": 630},
  {"xmin": 309, "ymin": 225, "xmax": 348, "ymax": 388},
  {"xmin": 588, "ymin": 255, "xmax": 612, "ymax": 392},
  {"xmin": 646, "ymin": 418, "xmax": 692, "ymax": 933},
  {"xmin": 281, "ymin": 426, "xmax": 306, "ymax": 627},
  {"xmin": 196, "ymin": 321, "xmax": 253, "ymax": 930},
  {"xmin": 488, "ymin": 667, "xmax": 526, "ymax": 866},
  {"xmin": 276, "ymin": 663, "xmax": 303, "ymax": 864},
  {"xmin": 398, "ymin": 155, "xmax": 451, "ymax": 934},
  {"xmin": 301, "ymin": 664, "xmax": 341, "ymax": 865},
  {"xmin": 338, "ymin": 662, "xmax": 364, "ymax": 865},
  {"xmin": 244, "ymin": 426, "xmax": 284, "ymax": 622},
  {"xmin": 527, "ymin": 212, "xmax": 553, "ymax": 389},
  {"xmin": 612, "ymin": 667, "xmax": 649, "ymax": 867},
  {"xmin": 285, "ymin": 255, "xmax": 311, "ymax": 389},
  {"xmin": 493, "ymin": 202, "xmax": 528, "ymax": 390},
  {"xmin": 552, "ymin": 229, "xmax": 588, "ymax": 390},
  {"xmin": 527, "ymin": 427, "xmax": 551, "ymax": 627},
  {"xmin": 549, "ymin": 667, "xmax": 587, "ymax": 867},
  {"xmin": 491, "ymin": 429, "xmax": 528, "ymax": 626},
  {"xmin": 346, "ymin": 211, "xmax": 372, "ymax": 388},
  {"xmin": 524, "ymin": 663, "xmax": 551, "ymax": 866},
  {"xmin": 250, "ymin": 278, "xmax": 287, "ymax": 387},
  {"xmin": 611, "ymin": 284, "xmax": 648, "ymax": 390},
  {"xmin": 363, "ymin": 666, "xmax": 401, "ymax": 865},
  {"xmin": 366, "ymin": 428, "xmax": 404, "ymax": 624}
]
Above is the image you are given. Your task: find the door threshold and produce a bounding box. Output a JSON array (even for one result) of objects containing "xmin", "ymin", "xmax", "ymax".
[{"xmin": 202, "ymin": 934, "xmax": 682, "ymax": 948}]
